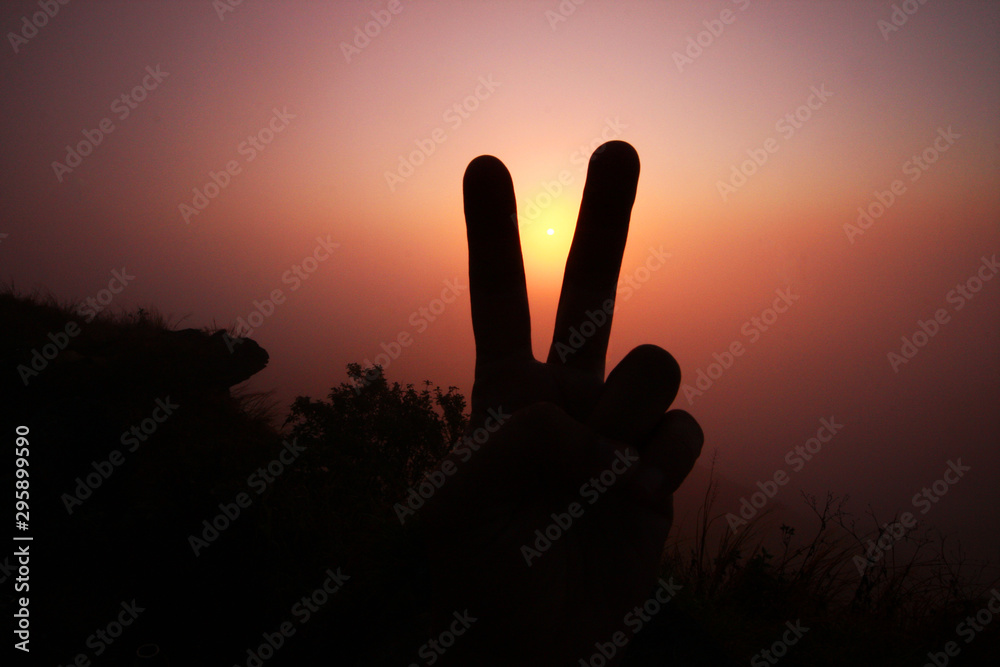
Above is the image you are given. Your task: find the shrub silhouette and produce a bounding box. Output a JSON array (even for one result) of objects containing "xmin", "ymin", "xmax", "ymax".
[
  {"xmin": 266, "ymin": 364, "xmax": 468, "ymax": 664},
  {"xmin": 284, "ymin": 363, "xmax": 466, "ymax": 514}
]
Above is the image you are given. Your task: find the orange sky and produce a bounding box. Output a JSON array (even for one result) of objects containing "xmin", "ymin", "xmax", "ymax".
[{"xmin": 3, "ymin": 0, "xmax": 999, "ymax": 559}]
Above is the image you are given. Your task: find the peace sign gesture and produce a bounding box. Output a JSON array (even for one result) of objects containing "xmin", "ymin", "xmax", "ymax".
[{"xmin": 422, "ymin": 141, "xmax": 703, "ymax": 665}]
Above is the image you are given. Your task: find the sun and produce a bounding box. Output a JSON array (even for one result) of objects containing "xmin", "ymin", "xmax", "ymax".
[{"xmin": 517, "ymin": 195, "xmax": 577, "ymax": 281}]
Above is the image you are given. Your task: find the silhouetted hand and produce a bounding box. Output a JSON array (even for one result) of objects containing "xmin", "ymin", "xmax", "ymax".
[{"xmin": 421, "ymin": 141, "xmax": 703, "ymax": 666}]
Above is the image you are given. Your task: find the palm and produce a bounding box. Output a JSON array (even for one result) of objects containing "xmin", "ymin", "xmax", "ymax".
[
  {"xmin": 423, "ymin": 142, "xmax": 703, "ymax": 665},
  {"xmin": 470, "ymin": 356, "xmax": 598, "ymax": 426}
]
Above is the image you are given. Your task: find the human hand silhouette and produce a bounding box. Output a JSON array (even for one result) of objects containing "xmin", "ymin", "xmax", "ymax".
[{"xmin": 421, "ymin": 141, "xmax": 703, "ymax": 665}]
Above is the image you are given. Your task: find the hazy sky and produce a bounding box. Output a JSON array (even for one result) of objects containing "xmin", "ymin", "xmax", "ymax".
[{"xmin": 3, "ymin": 1, "xmax": 998, "ymax": 558}]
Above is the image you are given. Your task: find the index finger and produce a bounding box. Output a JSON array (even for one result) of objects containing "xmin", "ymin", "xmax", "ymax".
[{"xmin": 464, "ymin": 155, "xmax": 534, "ymax": 371}]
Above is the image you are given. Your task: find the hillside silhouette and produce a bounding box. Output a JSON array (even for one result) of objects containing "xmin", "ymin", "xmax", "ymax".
[{"xmin": 3, "ymin": 289, "xmax": 998, "ymax": 665}]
